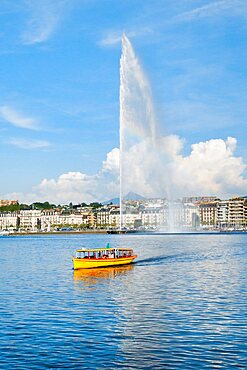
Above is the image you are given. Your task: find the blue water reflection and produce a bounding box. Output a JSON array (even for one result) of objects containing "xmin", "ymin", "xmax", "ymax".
[{"xmin": 0, "ymin": 234, "xmax": 246, "ymax": 368}]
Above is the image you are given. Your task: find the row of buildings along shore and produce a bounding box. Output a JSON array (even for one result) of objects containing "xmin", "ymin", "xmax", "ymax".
[{"xmin": 0, "ymin": 196, "xmax": 247, "ymax": 232}]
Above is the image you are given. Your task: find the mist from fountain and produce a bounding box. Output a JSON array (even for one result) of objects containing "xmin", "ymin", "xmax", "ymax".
[{"xmin": 119, "ymin": 35, "xmax": 179, "ymax": 232}]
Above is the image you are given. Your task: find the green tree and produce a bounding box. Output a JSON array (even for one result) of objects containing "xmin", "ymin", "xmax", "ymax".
[
  {"xmin": 0, "ymin": 203, "xmax": 20, "ymax": 212},
  {"xmin": 89, "ymin": 202, "xmax": 102, "ymax": 209}
]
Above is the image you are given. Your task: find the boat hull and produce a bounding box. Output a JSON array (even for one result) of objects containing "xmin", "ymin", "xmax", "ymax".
[{"xmin": 73, "ymin": 255, "xmax": 137, "ymax": 269}]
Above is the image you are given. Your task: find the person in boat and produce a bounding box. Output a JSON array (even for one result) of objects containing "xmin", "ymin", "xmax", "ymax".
[{"xmin": 109, "ymin": 251, "xmax": 115, "ymax": 258}]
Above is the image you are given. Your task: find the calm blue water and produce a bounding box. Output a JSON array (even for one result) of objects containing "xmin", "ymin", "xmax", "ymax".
[{"xmin": 0, "ymin": 233, "xmax": 246, "ymax": 369}]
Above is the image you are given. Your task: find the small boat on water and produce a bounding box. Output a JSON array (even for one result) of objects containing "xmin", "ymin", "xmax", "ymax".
[
  {"xmin": 73, "ymin": 246, "xmax": 137, "ymax": 269},
  {"xmin": 0, "ymin": 230, "xmax": 10, "ymax": 237},
  {"xmin": 107, "ymin": 229, "xmax": 138, "ymax": 234},
  {"xmin": 107, "ymin": 229, "xmax": 127, "ymax": 234}
]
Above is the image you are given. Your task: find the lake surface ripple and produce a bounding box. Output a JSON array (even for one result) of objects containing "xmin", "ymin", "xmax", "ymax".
[{"xmin": 0, "ymin": 234, "xmax": 246, "ymax": 369}]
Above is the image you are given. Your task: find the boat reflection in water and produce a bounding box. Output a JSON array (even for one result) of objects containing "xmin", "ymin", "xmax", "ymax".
[{"xmin": 73, "ymin": 264, "xmax": 134, "ymax": 284}]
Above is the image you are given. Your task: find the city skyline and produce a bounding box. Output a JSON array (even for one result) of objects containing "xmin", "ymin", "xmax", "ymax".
[
  {"xmin": 1, "ymin": 0, "xmax": 247, "ymax": 203},
  {"xmin": 1, "ymin": 195, "xmax": 247, "ymax": 233}
]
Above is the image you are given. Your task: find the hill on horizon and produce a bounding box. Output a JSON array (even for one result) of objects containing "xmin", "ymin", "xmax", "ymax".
[{"xmin": 102, "ymin": 192, "xmax": 145, "ymax": 205}]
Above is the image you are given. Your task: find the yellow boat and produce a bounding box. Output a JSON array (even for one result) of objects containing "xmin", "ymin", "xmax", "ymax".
[{"xmin": 73, "ymin": 247, "xmax": 137, "ymax": 269}]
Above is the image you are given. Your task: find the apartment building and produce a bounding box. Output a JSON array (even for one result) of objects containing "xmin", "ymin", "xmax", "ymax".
[
  {"xmin": 228, "ymin": 197, "xmax": 247, "ymax": 229},
  {"xmin": 141, "ymin": 207, "xmax": 164, "ymax": 228},
  {"xmin": 0, "ymin": 212, "xmax": 18, "ymax": 230},
  {"xmin": 97, "ymin": 208, "xmax": 111, "ymax": 228},
  {"xmin": 182, "ymin": 203, "xmax": 200, "ymax": 229},
  {"xmin": 19, "ymin": 210, "xmax": 43, "ymax": 230},
  {"xmin": 41, "ymin": 210, "xmax": 95, "ymax": 230},
  {"xmin": 217, "ymin": 200, "xmax": 229, "ymax": 228},
  {"xmin": 199, "ymin": 202, "xmax": 218, "ymax": 228}
]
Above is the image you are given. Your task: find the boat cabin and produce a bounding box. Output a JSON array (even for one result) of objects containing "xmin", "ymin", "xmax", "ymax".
[{"xmin": 75, "ymin": 248, "xmax": 134, "ymax": 260}]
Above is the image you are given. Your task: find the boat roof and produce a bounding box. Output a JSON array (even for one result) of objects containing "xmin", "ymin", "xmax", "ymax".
[{"xmin": 76, "ymin": 247, "xmax": 133, "ymax": 253}]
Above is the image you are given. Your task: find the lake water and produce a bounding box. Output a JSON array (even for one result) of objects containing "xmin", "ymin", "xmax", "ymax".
[{"xmin": 0, "ymin": 233, "xmax": 246, "ymax": 369}]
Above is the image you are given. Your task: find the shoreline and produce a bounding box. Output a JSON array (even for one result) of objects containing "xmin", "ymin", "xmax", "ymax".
[
  {"xmin": 8, "ymin": 230, "xmax": 107, "ymax": 236},
  {"xmin": 3, "ymin": 229, "xmax": 247, "ymax": 237}
]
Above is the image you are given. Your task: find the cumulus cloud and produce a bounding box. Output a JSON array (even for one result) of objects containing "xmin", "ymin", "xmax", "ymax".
[
  {"xmin": 170, "ymin": 136, "xmax": 247, "ymax": 198},
  {"xmin": 5, "ymin": 148, "xmax": 120, "ymax": 204},
  {"xmin": 120, "ymin": 134, "xmax": 247, "ymax": 200},
  {"xmin": 101, "ymin": 147, "xmax": 119, "ymax": 174},
  {"xmin": 0, "ymin": 105, "xmax": 39, "ymax": 130},
  {"xmin": 4, "ymin": 135, "xmax": 247, "ymax": 204},
  {"xmin": 33, "ymin": 172, "xmax": 98, "ymax": 204}
]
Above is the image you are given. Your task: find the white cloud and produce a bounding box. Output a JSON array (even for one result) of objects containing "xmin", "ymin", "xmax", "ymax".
[
  {"xmin": 0, "ymin": 105, "xmax": 39, "ymax": 130},
  {"xmin": 121, "ymin": 135, "xmax": 247, "ymax": 199},
  {"xmin": 99, "ymin": 32, "xmax": 122, "ymax": 47},
  {"xmin": 21, "ymin": 0, "xmax": 70, "ymax": 45},
  {"xmin": 5, "ymin": 148, "xmax": 120, "ymax": 204},
  {"xmin": 8, "ymin": 138, "xmax": 51, "ymax": 149},
  {"xmin": 101, "ymin": 147, "xmax": 119, "ymax": 174},
  {"xmin": 33, "ymin": 172, "xmax": 98, "ymax": 204},
  {"xmin": 170, "ymin": 136, "xmax": 247, "ymax": 197},
  {"xmin": 4, "ymin": 135, "xmax": 247, "ymax": 204},
  {"xmin": 174, "ymin": 0, "xmax": 246, "ymax": 22}
]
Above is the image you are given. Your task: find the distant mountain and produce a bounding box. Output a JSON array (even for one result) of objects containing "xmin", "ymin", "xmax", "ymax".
[
  {"xmin": 102, "ymin": 197, "xmax": 120, "ymax": 205},
  {"xmin": 123, "ymin": 192, "xmax": 145, "ymax": 201},
  {"xmin": 102, "ymin": 192, "xmax": 145, "ymax": 205}
]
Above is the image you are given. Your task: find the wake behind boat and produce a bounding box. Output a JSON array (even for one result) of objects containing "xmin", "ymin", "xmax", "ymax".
[{"xmin": 73, "ymin": 246, "xmax": 137, "ymax": 269}]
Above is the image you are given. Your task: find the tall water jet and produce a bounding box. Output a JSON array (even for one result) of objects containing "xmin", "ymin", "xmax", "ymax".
[{"xmin": 119, "ymin": 35, "xmax": 178, "ymax": 231}]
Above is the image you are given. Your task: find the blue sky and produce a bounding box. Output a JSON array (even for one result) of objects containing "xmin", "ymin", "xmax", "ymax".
[{"xmin": 0, "ymin": 0, "xmax": 247, "ymax": 203}]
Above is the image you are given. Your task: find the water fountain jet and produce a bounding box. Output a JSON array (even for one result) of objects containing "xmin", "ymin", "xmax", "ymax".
[{"xmin": 119, "ymin": 35, "xmax": 181, "ymax": 233}]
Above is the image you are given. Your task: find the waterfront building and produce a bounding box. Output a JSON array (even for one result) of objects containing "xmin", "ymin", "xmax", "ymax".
[
  {"xmin": 122, "ymin": 211, "xmax": 141, "ymax": 229},
  {"xmin": 41, "ymin": 210, "xmax": 62, "ymax": 230},
  {"xmin": 59, "ymin": 213, "xmax": 87, "ymax": 228},
  {"xmin": 217, "ymin": 200, "xmax": 229, "ymax": 229},
  {"xmin": 199, "ymin": 202, "xmax": 218, "ymax": 228},
  {"xmin": 109, "ymin": 208, "xmax": 120, "ymax": 228},
  {"xmin": 228, "ymin": 197, "xmax": 247, "ymax": 229},
  {"xmin": 97, "ymin": 207, "xmax": 111, "ymax": 228},
  {"xmin": 98, "ymin": 206, "xmax": 142, "ymax": 229},
  {"xmin": 0, "ymin": 212, "xmax": 18, "ymax": 230},
  {"xmin": 141, "ymin": 207, "xmax": 164, "ymax": 228},
  {"xmin": 19, "ymin": 210, "xmax": 42, "ymax": 231},
  {"xmin": 181, "ymin": 203, "xmax": 200, "ymax": 229},
  {"xmin": 41, "ymin": 210, "xmax": 95, "ymax": 230}
]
